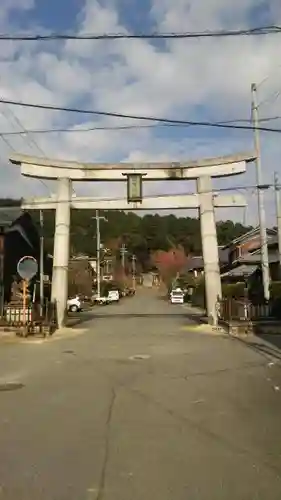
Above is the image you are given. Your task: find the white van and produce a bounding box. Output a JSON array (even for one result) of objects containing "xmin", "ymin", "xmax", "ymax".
[
  {"xmin": 108, "ymin": 290, "xmax": 120, "ymax": 303},
  {"xmin": 170, "ymin": 288, "xmax": 184, "ymax": 304}
]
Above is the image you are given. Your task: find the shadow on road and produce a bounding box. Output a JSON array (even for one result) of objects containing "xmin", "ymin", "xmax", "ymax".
[
  {"xmin": 90, "ymin": 313, "xmax": 189, "ymax": 318},
  {"xmin": 184, "ymin": 312, "xmax": 208, "ymax": 324},
  {"xmin": 65, "ymin": 311, "xmax": 95, "ymax": 328},
  {"xmin": 65, "ymin": 310, "xmax": 190, "ymax": 327},
  {"xmin": 249, "ymin": 322, "xmax": 281, "ymax": 361},
  {"xmin": 254, "ymin": 334, "xmax": 281, "ymax": 360},
  {"xmin": 230, "ymin": 332, "xmax": 281, "ymax": 362}
]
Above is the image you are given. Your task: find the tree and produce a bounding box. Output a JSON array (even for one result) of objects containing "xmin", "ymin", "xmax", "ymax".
[
  {"xmin": 68, "ymin": 260, "xmax": 93, "ymax": 297},
  {"xmin": 113, "ymin": 263, "xmax": 131, "ymax": 289},
  {"xmin": 151, "ymin": 246, "xmax": 188, "ymax": 287},
  {"xmin": 0, "ymin": 199, "xmax": 253, "ymax": 271}
]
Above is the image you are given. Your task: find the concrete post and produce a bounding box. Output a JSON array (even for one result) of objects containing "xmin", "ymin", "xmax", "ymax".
[
  {"xmin": 197, "ymin": 176, "xmax": 222, "ymax": 325},
  {"xmin": 51, "ymin": 178, "xmax": 72, "ymax": 328}
]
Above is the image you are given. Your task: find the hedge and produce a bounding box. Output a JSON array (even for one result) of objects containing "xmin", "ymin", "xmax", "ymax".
[
  {"xmin": 269, "ymin": 281, "xmax": 281, "ymax": 298},
  {"xmin": 221, "ymin": 282, "xmax": 245, "ymax": 298},
  {"xmin": 188, "ymin": 278, "xmax": 281, "ymax": 307},
  {"xmin": 191, "ymin": 278, "xmax": 206, "ymax": 309}
]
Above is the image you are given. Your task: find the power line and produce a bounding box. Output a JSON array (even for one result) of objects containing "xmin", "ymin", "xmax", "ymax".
[
  {"xmin": 0, "ymin": 131, "xmax": 16, "ymax": 152},
  {"xmin": 0, "ymin": 103, "xmax": 49, "ymax": 192},
  {"xmin": 1, "ymin": 97, "xmax": 281, "ymax": 133},
  {"xmin": 1, "ymin": 116, "xmax": 281, "ymax": 136},
  {"xmin": 256, "ymin": 64, "xmax": 281, "ymax": 90},
  {"xmin": 258, "ymin": 88, "xmax": 281, "ymax": 109},
  {"xmin": 0, "ymin": 26, "xmax": 280, "ymax": 41},
  {"xmin": 0, "ymin": 103, "xmax": 78, "ymax": 195},
  {"xmin": 4, "ymin": 104, "xmax": 46, "ymax": 156}
]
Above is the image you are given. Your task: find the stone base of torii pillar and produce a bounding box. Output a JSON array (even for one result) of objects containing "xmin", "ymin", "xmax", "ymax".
[{"xmin": 10, "ymin": 152, "xmax": 256, "ymax": 329}]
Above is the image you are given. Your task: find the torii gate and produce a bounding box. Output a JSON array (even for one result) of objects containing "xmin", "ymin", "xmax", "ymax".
[{"xmin": 9, "ymin": 152, "xmax": 256, "ymax": 328}]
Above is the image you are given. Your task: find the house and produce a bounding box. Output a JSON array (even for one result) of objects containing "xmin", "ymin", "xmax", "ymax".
[
  {"xmin": 185, "ymin": 247, "xmax": 229, "ymax": 278},
  {"xmin": 0, "ymin": 207, "xmax": 52, "ymax": 306},
  {"xmin": 220, "ymin": 227, "xmax": 279, "ymax": 282},
  {"xmin": 89, "ymin": 254, "xmax": 115, "ymax": 281},
  {"xmin": 185, "ymin": 256, "xmax": 204, "ymax": 278}
]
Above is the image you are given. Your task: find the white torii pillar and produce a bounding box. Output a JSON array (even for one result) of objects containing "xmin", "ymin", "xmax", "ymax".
[
  {"xmin": 51, "ymin": 178, "xmax": 72, "ymax": 328},
  {"xmin": 197, "ymin": 176, "xmax": 221, "ymax": 324},
  {"xmin": 24, "ymin": 190, "xmax": 236, "ymax": 327},
  {"xmin": 10, "ymin": 152, "xmax": 255, "ymax": 328}
]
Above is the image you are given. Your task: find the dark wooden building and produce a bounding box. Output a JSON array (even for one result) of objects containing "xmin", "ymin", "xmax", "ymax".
[{"xmin": 0, "ymin": 208, "xmax": 52, "ymax": 306}]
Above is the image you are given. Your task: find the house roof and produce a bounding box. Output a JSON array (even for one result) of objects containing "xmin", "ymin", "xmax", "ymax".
[
  {"xmin": 222, "ymin": 226, "xmax": 277, "ymax": 249},
  {"xmin": 0, "ymin": 207, "xmax": 23, "ymax": 227},
  {"xmin": 239, "ymin": 251, "xmax": 279, "ymax": 265},
  {"xmin": 221, "ymin": 264, "xmax": 257, "ymax": 278},
  {"xmin": 185, "ymin": 247, "xmax": 229, "ymax": 271},
  {"xmin": 185, "ymin": 256, "xmax": 204, "ymax": 270}
]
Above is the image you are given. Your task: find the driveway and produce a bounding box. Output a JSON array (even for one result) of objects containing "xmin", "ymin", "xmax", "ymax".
[{"xmin": 0, "ymin": 288, "xmax": 281, "ymax": 499}]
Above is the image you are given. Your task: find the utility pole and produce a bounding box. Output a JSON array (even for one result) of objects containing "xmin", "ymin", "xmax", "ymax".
[
  {"xmin": 251, "ymin": 83, "xmax": 270, "ymax": 301},
  {"xmin": 96, "ymin": 211, "xmax": 101, "ymax": 298},
  {"xmin": 120, "ymin": 243, "xmax": 127, "ymax": 270},
  {"xmin": 92, "ymin": 211, "xmax": 107, "ymax": 298},
  {"xmin": 39, "ymin": 209, "xmax": 44, "ymax": 316},
  {"xmin": 0, "ymin": 227, "xmax": 4, "ymax": 319},
  {"xmin": 274, "ymin": 172, "xmax": 281, "ymax": 278},
  {"xmin": 132, "ymin": 254, "xmax": 136, "ymax": 290}
]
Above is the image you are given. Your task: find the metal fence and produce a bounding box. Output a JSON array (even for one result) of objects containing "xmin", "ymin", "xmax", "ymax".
[
  {"xmin": 217, "ymin": 297, "xmax": 274, "ymax": 324},
  {"xmin": 2, "ymin": 301, "xmax": 57, "ymax": 337}
]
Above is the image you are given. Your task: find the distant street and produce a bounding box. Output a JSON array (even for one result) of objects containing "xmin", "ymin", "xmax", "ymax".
[{"xmin": 0, "ymin": 288, "xmax": 281, "ymax": 499}]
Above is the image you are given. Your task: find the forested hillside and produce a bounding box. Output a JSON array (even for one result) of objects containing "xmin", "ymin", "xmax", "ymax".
[{"xmin": 0, "ymin": 198, "xmax": 252, "ymax": 270}]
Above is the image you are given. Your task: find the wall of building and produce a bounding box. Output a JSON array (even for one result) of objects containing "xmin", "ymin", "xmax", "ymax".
[{"xmin": 3, "ymin": 212, "xmax": 45, "ymax": 303}]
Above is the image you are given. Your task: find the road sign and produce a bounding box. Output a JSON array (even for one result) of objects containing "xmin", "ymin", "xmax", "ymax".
[{"xmin": 17, "ymin": 256, "xmax": 38, "ymax": 281}]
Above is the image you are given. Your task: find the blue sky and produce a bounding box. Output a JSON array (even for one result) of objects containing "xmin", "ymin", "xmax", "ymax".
[{"xmin": 0, "ymin": 0, "xmax": 281, "ymax": 225}]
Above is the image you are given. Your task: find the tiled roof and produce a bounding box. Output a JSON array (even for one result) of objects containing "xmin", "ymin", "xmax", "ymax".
[
  {"xmin": 222, "ymin": 227, "xmax": 277, "ymax": 249},
  {"xmin": 185, "ymin": 256, "xmax": 204, "ymax": 270},
  {"xmin": 0, "ymin": 207, "xmax": 22, "ymax": 227},
  {"xmin": 221, "ymin": 264, "xmax": 257, "ymax": 278}
]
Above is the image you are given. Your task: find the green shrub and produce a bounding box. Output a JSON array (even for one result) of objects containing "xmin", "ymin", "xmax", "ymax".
[
  {"xmin": 191, "ymin": 277, "xmax": 206, "ymax": 309},
  {"xmin": 190, "ymin": 280, "xmax": 247, "ymax": 309},
  {"xmin": 177, "ymin": 274, "xmax": 196, "ymax": 289},
  {"xmin": 270, "ymin": 281, "xmax": 281, "ymax": 299},
  {"xmin": 221, "ymin": 282, "xmax": 245, "ymax": 298}
]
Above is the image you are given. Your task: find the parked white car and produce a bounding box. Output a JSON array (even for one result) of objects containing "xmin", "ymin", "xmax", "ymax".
[
  {"xmin": 67, "ymin": 296, "xmax": 82, "ymax": 312},
  {"xmin": 107, "ymin": 290, "xmax": 120, "ymax": 302},
  {"xmin": 170, "ymin": 288, "xmax": 184, "ymax": 304},
  {"xmin": 94, "ymin": 295, "xmax": 109, "ymax": 305}
]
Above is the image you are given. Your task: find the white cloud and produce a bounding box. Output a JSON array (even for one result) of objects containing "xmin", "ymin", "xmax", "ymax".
[{"xmin": 0, "ymin": 0, "xmax": 280, "ymax": 226}]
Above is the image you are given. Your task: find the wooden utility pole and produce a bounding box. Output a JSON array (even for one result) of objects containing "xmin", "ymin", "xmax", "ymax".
[
  {"xmin": 274, "ymin": 172, "xmax": 281, "ymax": 278},
  {"xmin": 120, "ymin": 243, "xmax": 127, "ymax": 270},
  {"xmin": 39, "ymin": 209, "xmax": 44, "ymax": 316},
  {"xmin": 92, "ymin": 211, "xmax": 107, "ymax": 298},
  {"xmin": 251, "ymin": 83, "xmax": 270, "ymax": 301},
  {"xmin": 132, "ymin": 254, "xmax": 136, "ymax": 290},
  {"xmin": 0, "ymin": 227, "xmax": 4, "ymax": 318}
]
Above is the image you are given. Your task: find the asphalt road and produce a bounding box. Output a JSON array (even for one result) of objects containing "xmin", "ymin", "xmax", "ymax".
[{"xmin": 0, "ymin": 288, "xmax": 281, "ymax": 499}]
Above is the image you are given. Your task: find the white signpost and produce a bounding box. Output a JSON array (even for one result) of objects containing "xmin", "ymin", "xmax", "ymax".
[{"xmin": 17, "ymin": 256, "xmax": 38, "ymax": 326}]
